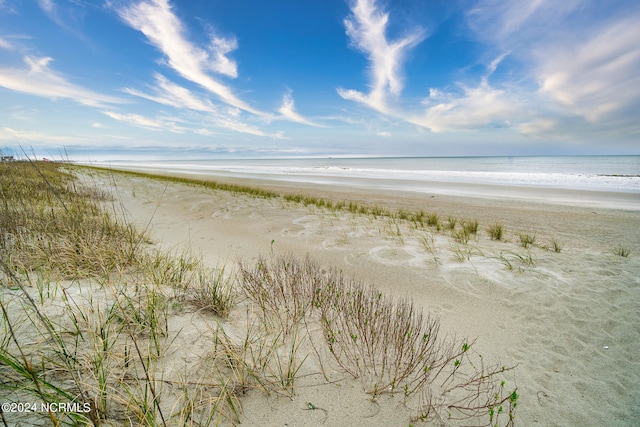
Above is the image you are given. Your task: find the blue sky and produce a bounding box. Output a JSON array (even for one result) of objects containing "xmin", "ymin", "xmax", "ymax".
[{"xmin": 1, "ymin": 0, "xmax": 639, "ymax": 160}]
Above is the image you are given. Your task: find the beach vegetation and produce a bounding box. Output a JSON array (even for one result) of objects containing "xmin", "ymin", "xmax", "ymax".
[
  {"xmin": 613, "ymin": 246, "xmax": 631, "ymax": 257},
  {"xmin": 446, "ymin": 215, "xmax": 458, "ymax": 230},
  {"xmin": 488, "ymin": 223, "xmax": 505, "ymax": 241},
  {"xmin": 462, "ymin": 219, "xmax": 479, "ymax": 235},
  {"xmin": 396, "ymin": 208, "xmax": 410, "ymax": 220},
  {"xmin": 518, "ymin": 232, "xmax": 536, "ymax": 248},
  {"xmin": 419, "ymin": 233, "xmax": 440, "ymax": 264},
  {"xmin": 453, "ymin": 228, "xmax": 471, "ymax": 244},
  {"xmin": 495, "ymin": 250, "xmax": 536, "ymax": 271},
  {"xmin": 0, "ymin": 162, "xmax": 518, "ymax": 425},
  {"xmin": 550, "ymin": 238, "xmax": 563, "ymax": 253},
  {"xmin": 426, "ymin": 212, "xmax": 440, "ymax": 229}
]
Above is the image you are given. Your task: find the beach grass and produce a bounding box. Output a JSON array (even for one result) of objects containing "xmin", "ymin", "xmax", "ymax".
[
  {"xmin": 0, "ymin": 161, "xmax": 519, "ymax": 426},
  {"xmin": 613, "ymin": 246, "xmax": 631, "ymax": 257},
  {"xmin": 488, "ymin": 223, "xmax": 505, "ymax": 241},
  {"xmin": 518, "ymin": 232, "xmax": 536, "ymax": 248},
  {"xmin": 550, "ymin": 238, "xmax": 563, "ymax": 253}
]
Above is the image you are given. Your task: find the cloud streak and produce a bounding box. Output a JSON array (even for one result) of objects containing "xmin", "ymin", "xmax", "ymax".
[
  {"xmin": 411, "ymin": 81, "xmax": 521, "ymax": 132},
  {"xmin": 103, "ymin": 111, "xmax": 185, "ymax": 132},
  {"xmin": 117, "ymin": 0, "xmax": 265, "ymax": 116},
  {"xmin": 338, "ymin": 0, "xmax": 425, "ymax": 114},
  {"xmin": 338, "ymin": 0, "xmax": 640, "ymax": 139},
  {"xmin": 536, "ymin": 15, "xmax": 640, "ymax": 123},
  {"xmin": 0, "ymin": 126, "xmax": 85, "ymax": 145},
  {"xmin": 123, "ymin": 73, "xmax": 217, "ymax": 113},
  {"xmin": 0, "ymin": 55, "xmax": 123, "ymax": 107},
  {"xmin": 278, "ymin": 91, "xmax": 324, "ymax": 127}
]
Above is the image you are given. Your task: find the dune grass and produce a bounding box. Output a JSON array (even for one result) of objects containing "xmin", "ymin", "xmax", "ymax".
[
  {"xmin": 1, "ymin": 161, "xmax": 518, "ymax": 426},
  {"xmin": 82, "ymin": 165, "xmax": 559, "ymax": 258},
  {"xmin": 613, "ymin": 246, "xmax": 631, "ymax": 257},
  {"xmin": 488, "ymin": 223, "xmax": 505, "ymax": 241}
]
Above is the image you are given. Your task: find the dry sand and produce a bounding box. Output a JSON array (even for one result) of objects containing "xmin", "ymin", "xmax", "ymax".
[{"xmin": 91, "ymin": 170, "xmax": 640, "ymax": 426}]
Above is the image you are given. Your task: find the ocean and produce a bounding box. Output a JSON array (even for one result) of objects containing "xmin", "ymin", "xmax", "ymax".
[{"xmin": 96, "ymin": 155, "xmax": 640, "ymax": 192}]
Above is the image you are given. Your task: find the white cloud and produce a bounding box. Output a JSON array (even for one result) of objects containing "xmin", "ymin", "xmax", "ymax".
[
  {"xmin": 466, "ymin": 0, "xmax": 583, "ymax": 47},
  {"xmin": 37, "ymin": 0, "xmax": 55, "ymax": 13},
  {"xmin": 124, "ymin": 73, "xmax": 217, "ymax": 113},
  {"xmin": 35, "ymin": 0, "xmax": 86, "ymax": 38},
  {"xmin": 423, "ymin": 0, "xmax": 640, "ymax": 137},
  {"xmin": 412, "ymin": 80, "xmax": 520, "ymax": 132},
  {"xmin": 0, "ymin": 55, "xmax": 123, "ymax": 107},
  {"xmin": 117, "ymin": 0, "xmax": 264, "ymax": 116},
  {"xmin": 517, "ymin": 118, "xmax": 558, "ymax": 136},
  {"xmin": 338, "ymin": 0, "xmax": 425, "ymax": 113},
  {"xmin": 103, "ymin": 111, "xmax": 184, "ymax": 132},
  {"xmin": 214, "ymin": 118, "xmax": 284, "ymax": 138},
  {"xmin": 0, "ymin": 127, "xmax": 84, "ymax": 144},
  {"xmin": 104, "ymin": 107, "xmax": 284, "ymax": 139},
  {"xmin": 0, "ymin": 37, "xmax": 12, "ymax": 50},
  {"xmin": 277, "ymin": 92, "xmax": 323, "ymax": 127},
  {"xmin": 208, "ymin": 35, "xmax": 238, "ymax": 78},
  {"xmin": 536, "ymin": 15, "xmax": 640, "ymax": 122}
]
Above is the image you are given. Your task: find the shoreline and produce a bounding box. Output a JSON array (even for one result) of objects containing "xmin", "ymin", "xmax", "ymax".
[{"xmin": 102, "ymin": 165, "xmax": 640, "ymax": 211}]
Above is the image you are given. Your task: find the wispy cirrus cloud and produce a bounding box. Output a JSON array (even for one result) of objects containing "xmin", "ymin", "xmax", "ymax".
[
  {"xmin": 37, "ymin": 0, "xmax": 55, "ymax": 13},
  {"xmin": 466, "ymin": 0, "xmax": 583, "ymax": 47},
  {"xmin": 536, "ymin": 15, "xmax": 640, "ymax": 123},
  {"xmin": 278, "ymin": 91, "xmax": 324, "ymax": 127},
  {"xmin": 463, "ymin": 0, "xmax": 640, "ymax": 136},
  {"xmin": 123, "ymin": 73, "xmax": 217, "ymax": 113},
  {"xmin": 121, "ymin": 73, "xmax": 287, "ymax": 137},
  {"xmin": 340, "ymin": 0, "xmax": 640, "ymax": 140},
  {"xmin": 0, "ymin": 126, "xmax": 85, "ymax": 145},
  {"xmin": 0, "ymin": 37, "xmax": 12, "ymax": 50},
  {"xmin": 411, "ymin": 81, "xmax": 522, "ymax": 132},
  {"xmin": 116, "ymin": 0, "xmax": 320, "ymax": 133},
  {"xmin": 0, "ymin": 55, "xmax": 123, "ymax": 107},
  {"xmin": 116, "ymin": 0, "xmax": 265, "ymax": 116},
  {"xmin": 104, "ymin": 106, "xmax": 285, "ymax": 139},
  {"xmin": 36, "ymin": 0, "xmax": 90, "ymax": 41},
  {"xmin": 103, "ymin": 111, "xmax": 185, "ymax": 132},
  {"xmin": 337, "ymin": 0, "xmax": 426, "ymax": 114}
]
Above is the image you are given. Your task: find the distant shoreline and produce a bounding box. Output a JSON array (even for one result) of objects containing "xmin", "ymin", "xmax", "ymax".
[{"xmin": 97, "ymin": 164, "xmax": 640, "ymax": 211}]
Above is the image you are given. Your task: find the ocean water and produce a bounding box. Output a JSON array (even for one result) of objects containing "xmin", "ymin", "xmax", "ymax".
[{"xmin": 98, "ymin": 155, "xmax": 640, "ymax": 194}]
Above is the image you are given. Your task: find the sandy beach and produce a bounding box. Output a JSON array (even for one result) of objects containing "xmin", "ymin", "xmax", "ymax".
[{"xmin": 76, "ymin": 167, "xmax": 639, "ymax": 426}]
